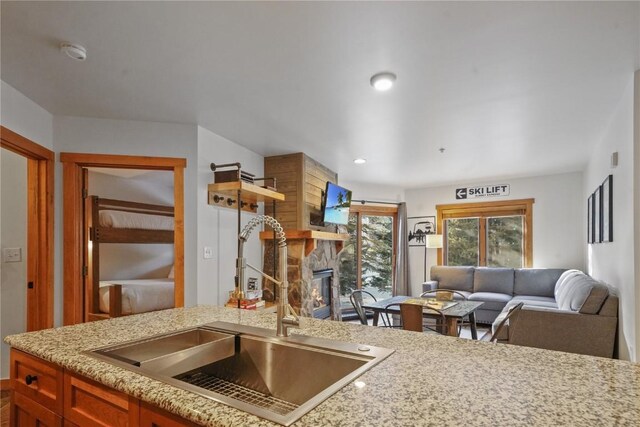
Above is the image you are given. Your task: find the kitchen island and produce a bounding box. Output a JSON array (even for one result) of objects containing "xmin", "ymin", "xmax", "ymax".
[{"xmin": 5, "ymin": 305, "xmax": 640, "ymax": 426}]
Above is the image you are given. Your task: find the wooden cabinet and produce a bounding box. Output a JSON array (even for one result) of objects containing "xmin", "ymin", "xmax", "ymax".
[
  {"xmin": 11, "ymin": 350, "xmax": 63, "ymax": 415},
  {"xmin": 9, "ymin": 349, "xmax": 195, "ymax": 427},
  {"xmin": 63, "ymin": 372, "xmax": 138, "ymax": 426},
  {"xmin": 10, "ymin": 391, "xmax": 62, "ymax": 427},
  {"xmin": 139, "ymin": 402, "xmax": 195, "ymax": 427}
]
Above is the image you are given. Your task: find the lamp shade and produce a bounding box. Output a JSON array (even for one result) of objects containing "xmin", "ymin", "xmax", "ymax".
[{"xmin": 425, "ymin": 234, "xmax": 443, "ymax": 249}]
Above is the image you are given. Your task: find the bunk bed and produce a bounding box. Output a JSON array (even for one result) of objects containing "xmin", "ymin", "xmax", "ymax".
[{"xmin": 85, "ymin": 196, "xmax": 175, "ymax": 321}]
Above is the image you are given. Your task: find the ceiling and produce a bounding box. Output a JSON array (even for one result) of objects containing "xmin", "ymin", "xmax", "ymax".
[{"xmin": 2, "ymin": 2, "xmax": 639, "ymax": 188}]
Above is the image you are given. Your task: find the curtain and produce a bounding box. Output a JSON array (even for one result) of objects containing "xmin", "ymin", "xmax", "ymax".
[{"xmin": 393, "ymin": 202, "xmax": 411, "ymax": 296}]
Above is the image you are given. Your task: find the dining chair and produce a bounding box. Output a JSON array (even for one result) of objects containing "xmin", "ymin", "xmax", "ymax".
[
  {"xmin": 484, "ymin": 302, "xmax": 524, "ymax": 343},
  {"xmin": 385, "ymin": 302, "xmax": 448, "ymax": 335},
  {"xmin": 349, "ymin": 290, "xmax": 390, "ymax": 327}
]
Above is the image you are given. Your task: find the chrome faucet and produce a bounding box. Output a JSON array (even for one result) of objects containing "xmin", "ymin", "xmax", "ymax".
[{"xmin": 236, "ymin": 215, "xmax": 299, "ymax": 337}]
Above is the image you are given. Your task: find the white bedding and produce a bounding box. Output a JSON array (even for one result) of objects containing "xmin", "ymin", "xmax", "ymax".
[
  {"xmin": 99, "ymin": 278, "xmax": 174, "ymax": 315},
  {"xmin": 99, "ymin": 210, "xmax": 174, "ymax": 231}
]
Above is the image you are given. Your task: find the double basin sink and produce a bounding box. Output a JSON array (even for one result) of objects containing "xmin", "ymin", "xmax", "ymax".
[{"xmin": 88, "ymin": 322, "xmax": 394, "ymax": 426}]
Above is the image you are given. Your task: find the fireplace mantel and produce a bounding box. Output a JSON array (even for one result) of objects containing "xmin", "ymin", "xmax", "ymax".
[{"xmin": 259, "ymin": 229, "xmax": 349, "ymax": 256}]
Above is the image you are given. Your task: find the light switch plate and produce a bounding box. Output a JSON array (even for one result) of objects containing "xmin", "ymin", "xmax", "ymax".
[
  {"xmin": 3, "ymin": 247, "xmax": 22, "ymax": 263},
  {"xmin": 203, "ymin": 246, "xmax": 214, "ymax": 259}
]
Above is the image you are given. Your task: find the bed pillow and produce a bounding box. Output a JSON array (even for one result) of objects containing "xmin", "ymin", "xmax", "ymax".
[{"xmin": 168, "ymin": 264, "xmax": 175, "ymax": 279}]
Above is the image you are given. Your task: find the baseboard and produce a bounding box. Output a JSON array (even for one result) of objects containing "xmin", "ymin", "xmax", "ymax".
[{"xmin": 0, "ymin": 379, "xmax": 11, "ymax": 391}]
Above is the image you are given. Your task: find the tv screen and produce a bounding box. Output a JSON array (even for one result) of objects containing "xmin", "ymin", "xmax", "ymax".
[{"xmin": 322, "ymin": 182, "xmax": 352, "ymax": 225}]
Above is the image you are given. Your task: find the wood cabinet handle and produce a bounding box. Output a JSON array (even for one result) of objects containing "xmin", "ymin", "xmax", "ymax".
[{"xmin": 25, "ymin": 374, "xmax": 38, "ymax": 385}]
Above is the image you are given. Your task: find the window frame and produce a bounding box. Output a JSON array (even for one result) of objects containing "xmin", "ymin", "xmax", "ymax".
[
  {"xmin": 436, "ymin": 198, "xmax": 534, "ymax": 267},
  {"xmin": 347, "ymin": 205, "xmax": 398, "ymax": 291}
]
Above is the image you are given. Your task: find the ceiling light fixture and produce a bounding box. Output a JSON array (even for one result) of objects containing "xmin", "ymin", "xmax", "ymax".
[
  {"xmin": 353, "ymin": 158, "xmax": 367, "ymax": 164},
  {"xmin": 60, "ymin": 42, "xmax": 87, "ymax": 61},
  {"xmin": 370, "ymin": 72, "xmax": 396, "ymax": 91}
]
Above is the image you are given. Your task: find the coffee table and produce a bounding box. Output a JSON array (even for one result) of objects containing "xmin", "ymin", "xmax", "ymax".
[{"xmin": 361, "ymin": 295, "xmax": 484, "ymax": 339}]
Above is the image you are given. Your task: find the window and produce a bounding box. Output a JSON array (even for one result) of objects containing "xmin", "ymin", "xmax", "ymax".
[
  {"xmin": 436, "ymin": 199, "xmax": 533, "ymax": 268},
  {"xmin": 339, "ymin": 205, "xmax": 397, "ymax": 309}
]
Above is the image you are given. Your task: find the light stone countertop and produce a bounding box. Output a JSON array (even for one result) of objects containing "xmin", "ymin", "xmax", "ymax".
[{"xmin": 5, "ymin": 305, "xmax": 640, "ymax": 426}]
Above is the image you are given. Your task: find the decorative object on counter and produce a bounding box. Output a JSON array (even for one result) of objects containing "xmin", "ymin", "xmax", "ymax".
[{"xmin": 601, "ymin": 174, "xmax": 613, "ymax": 243}]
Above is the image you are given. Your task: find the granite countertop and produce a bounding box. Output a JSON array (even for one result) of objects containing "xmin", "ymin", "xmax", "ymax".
[{"xmin": 5, "ymin": 306, "xmax": 640, "ymax": 426}]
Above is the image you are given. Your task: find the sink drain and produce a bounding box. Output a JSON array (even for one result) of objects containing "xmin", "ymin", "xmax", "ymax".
[{"xmin": 178, "ymin": 372, "xmax": 299, "ymax": 416}]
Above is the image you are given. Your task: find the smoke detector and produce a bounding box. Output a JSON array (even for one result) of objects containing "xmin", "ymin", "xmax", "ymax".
[{"xmin": 60, "ymin": 42, "xmax": 87, "ymax": 61}]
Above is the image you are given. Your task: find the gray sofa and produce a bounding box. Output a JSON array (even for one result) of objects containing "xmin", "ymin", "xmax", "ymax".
[{"xmin": 424, "ymin": 266, "xmax": 618, "ymax": 358}]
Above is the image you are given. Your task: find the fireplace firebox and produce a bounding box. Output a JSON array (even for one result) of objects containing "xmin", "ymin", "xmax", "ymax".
[{"xmin": 311, "ymin": 269, "xmax": 333, "ymax": 319}]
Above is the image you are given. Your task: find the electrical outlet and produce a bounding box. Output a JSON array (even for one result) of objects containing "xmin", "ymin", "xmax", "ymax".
[
  {"xmin": 3, "ymin": 247, "xmax": 22, "ymax": 263},
  {"xmin": 203, "ymin": 246, "xmax": 214, "ymax": 259}
]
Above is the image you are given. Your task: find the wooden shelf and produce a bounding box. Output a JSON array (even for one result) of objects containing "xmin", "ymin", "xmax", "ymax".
[
  {"xmin": 208, "ymin": 181, "xmax": 285, "ymax": 212},
  {"xmin": 260, "ymin": 229, "xmax": 349, "ymax": 256},
  {"xmin": 208, "ymin": 181, "xmax": 286, "ymax": 203}
]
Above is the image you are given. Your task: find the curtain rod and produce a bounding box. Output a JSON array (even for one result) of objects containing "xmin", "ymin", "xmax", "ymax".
[{"xmin": 351, "ymin": 199, "xmax": 401, "ymax": 206}]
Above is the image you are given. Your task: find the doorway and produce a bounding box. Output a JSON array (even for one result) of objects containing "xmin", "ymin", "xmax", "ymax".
[
  {"xmin": 0, "ymin": 126, "xmax": 54, "ymax": 383},
  {"xmin": 60, "ymin": 153, "xmax": 186, "ymax": 325}
]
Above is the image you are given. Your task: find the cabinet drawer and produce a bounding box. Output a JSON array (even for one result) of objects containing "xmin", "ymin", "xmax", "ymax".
[
  {"xmin": 10, "ymin": 349, "xmax": 63, "ymax": 415},
  {"xmin": 63, "ymin": 372, "xmax": 139, "ymax": 427},
  {"xmin": 11, "ymin": 391, "xmax": 63, "ymax": 427},
  {"xmin": 139, "ymin": 402, "xmax": 197, "ymax": 427}
]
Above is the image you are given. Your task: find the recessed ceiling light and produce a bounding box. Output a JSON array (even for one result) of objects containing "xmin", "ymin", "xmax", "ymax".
[
  {"xmin": 370, "ymin": 72, "xmax": 396, "ymax": 91},
  {"xmin": 353, "ymin": 158, "xmax": 367, "ymax": 164},
  {"xmin": 60, "ymin": 42, "xmax": 87, "ymax": 61}
]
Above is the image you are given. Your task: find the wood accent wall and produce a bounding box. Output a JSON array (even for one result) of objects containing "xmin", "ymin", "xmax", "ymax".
[{"xmin": 264, "ymin": 153, "xmax": 337, "ymax": 230}]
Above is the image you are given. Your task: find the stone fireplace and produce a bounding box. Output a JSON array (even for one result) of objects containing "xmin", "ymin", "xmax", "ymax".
[{"xmin": 261, "ymin": 231, "xmax": 347, "ymax": 320}]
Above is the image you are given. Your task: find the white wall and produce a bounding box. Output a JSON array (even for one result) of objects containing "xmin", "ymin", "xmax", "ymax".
[
  {"xmin": 1, "ymin": 81, "xmax": 53, "ymax": 150},
  {"xmin": 1, "ymin": 80, "xmax": 53, "ymax": 378},
  {"xmin": 53, "ymin": 116, "xmax": 199, "ymax": 321},
  {"xmin": 404, "ymin": 172, "xmax": 585, "ymax": 296},
  {"xmin": 88, "ymin": 170, "xmax": 174, "ymax": 280},
  {"xmin": 339, "ymin": 180, "xmax": 405, "ymax": 203},
  {"xmin": 635, "ymin": 71, "xmax": 640, "ymax": 365},
  {"xmin": 585, "ymin": 74, "xmax": 636, "ymax": 362},
  {"xmin": 0, "ymin": 149, "xmax": 28, "ymax": 379},
  {"xmin": 197, "ymin": 127, "xmax": 264, "ymax": 306}
]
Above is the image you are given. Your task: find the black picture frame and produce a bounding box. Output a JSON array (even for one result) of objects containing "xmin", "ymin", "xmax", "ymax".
[
  {"xmin": 602, "ymin": 175, "xmax": 613, "ymax": 243},
  {"xmin": 594, "ymin": 186, "xmax": 602, "ymax": 243},
  {"xmin": 587, "ymin": 193, "xmax": 594, "ymax": 244},
  {"xmin": 408, "ymin": 216, "xmax": 436, "ymax": 247}
]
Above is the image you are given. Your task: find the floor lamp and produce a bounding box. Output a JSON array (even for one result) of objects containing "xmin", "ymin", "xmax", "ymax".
[{"xmin": 424, "ymin": 234, "xmax": 443, "ymax": 282}]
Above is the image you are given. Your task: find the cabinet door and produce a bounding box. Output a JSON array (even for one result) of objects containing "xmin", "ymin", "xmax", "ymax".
[
  {"xmin": 63, "ymin": 373, "xmax": 139, "ymax": 427},
  {"xmin": 11, "ymin": 391, "xmax": 62, "ymax": 427},
  {"xmin": 11, "ymin": 350, "xmax": 63, "ymax": 415},
  {"xmin": 139, "ymin": 402, "xmax": 196, "ymax": 427}
]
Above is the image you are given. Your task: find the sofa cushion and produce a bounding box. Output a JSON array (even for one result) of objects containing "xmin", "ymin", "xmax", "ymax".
[
  {"xmin": 510, "ymin": 295, "xmax": 558, "ymax": 309},
  {"xmin": 473, "ymin": 268, "xmax": 514, "ymax": 294},
  {"xmin": 468, "ymin": 292, "xmax": 512, "ymax": 311},
  {"xmin": 555, "ymin": 273, "xmax": 609, "ymax": 314},
  {"xmin": 554, "ymin": 269, "xmax": 583, "ymax": 299},
  {"xmin": 514, "ymin": 268, "xmax": 566, "ymax": 297},
  {"xmin": 430, "ymin": 266, "xmax": 474, "ymax": 292}
]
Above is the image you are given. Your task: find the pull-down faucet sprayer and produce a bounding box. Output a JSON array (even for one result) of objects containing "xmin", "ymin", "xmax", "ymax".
[{"xmin": 236, "ymin": 215, "xmax": 299, "ymax": 337}]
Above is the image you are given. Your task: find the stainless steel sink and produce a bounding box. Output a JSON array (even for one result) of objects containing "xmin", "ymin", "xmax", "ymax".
[{"xmin": 88, "ymin": 321, "xmax": 394, "ymax": 426}]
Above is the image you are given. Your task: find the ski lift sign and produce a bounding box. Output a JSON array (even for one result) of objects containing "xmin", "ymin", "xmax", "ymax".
[{"xmin": 455, "ymin": 184, "xmax": 510, "ymax": 200}]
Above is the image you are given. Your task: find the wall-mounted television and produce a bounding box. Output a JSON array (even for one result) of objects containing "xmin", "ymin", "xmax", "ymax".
[{"xmin": 322, "ymin": 182, "xmax": 352, "ymax": 225}]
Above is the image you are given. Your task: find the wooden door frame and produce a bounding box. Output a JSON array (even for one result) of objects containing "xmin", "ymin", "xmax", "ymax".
[
  {"xmin": 60, "ymin": 152, "xmax": 186, "ymax": 325},
  {"xmin": 0, "ymin": 126, "xmax": 55, "ymax": 331}
]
